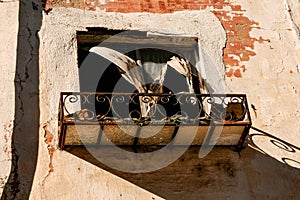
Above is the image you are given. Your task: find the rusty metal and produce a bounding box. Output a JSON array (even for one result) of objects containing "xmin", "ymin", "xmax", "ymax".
[{"xmin": 58, "ymin": 92, "xmax": 252, "ymax": 149}]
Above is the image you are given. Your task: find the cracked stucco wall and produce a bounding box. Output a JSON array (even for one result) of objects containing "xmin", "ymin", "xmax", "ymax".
[
  {"xmin": 0, "ymin": 1, "xmax": 18, "ymax": 198},
  {"xmin": 30, "ymin": 9, "xmax": 226, "ymax": 200},
  {"xmin": 225, "ymin": 0, "xmax": 300, "ymax": 150},
  {"xmin": 1, "ymin": 0, "xmax": 42, "ymax": 199},
  {"xmin": 1, "ymin": 0, "xmax": 300, "ymax": 199}
]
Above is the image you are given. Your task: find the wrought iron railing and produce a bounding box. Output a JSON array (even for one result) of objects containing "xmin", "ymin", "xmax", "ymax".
[
  {"xmin": 59, "ymin": 92, "xmax": 251, "ymax": 125},
  {"xmin": 58, "ymin": 92, "xmax": 252, "ymax": 148}
]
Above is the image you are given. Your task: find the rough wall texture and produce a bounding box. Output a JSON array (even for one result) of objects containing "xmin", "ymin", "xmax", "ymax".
[
  {"xmin": 46, "ymin": 0, "xmax": 275, "ymax": 78},
  {"xmin": 31, "ymin": 9, "xmax": 226, "ymax": 200},
  {"xmin": 1, "ymin": 0, "xmax": 42, "ymax": 199},
  {"xmin": 0, "ymin": 0, "xmax": 300, "ymax": 199},
  {"xmin": 225, "ymin": 0, "xmax": 300, "ymax": 166},
  {"xmin": 0, "ymin": 2, "xmax": 18, "ymax": 198}
]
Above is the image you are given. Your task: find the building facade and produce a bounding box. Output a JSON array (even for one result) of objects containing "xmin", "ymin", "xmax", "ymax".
[{"xmin": 0, "ymin": 0, "xmax": 300, "ymax": 199}]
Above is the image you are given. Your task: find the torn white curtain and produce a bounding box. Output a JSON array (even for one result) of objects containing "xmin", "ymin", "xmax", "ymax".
[
  {"xmin": 166, "ymin": 56, "xmax": 194, "ymax": 93},
  {"xmin": 89, "ymin": 46, "xmax": 168, "ymax": 117},
  {"xmin": 90, "ymin": 46, "xmax": 170, "ymax": 93},
  {"xmin": 90, "ymin": 46, "xmax": 147, "ymax": 93},
  {"xmin": 135, "ymin": 49, "xmax": 167, "ymax": 93}
]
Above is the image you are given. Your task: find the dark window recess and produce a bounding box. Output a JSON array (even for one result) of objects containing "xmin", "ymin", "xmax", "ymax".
[{"xmin": 77, "ymin": 28, "xmax": 203, "ymax": 121}]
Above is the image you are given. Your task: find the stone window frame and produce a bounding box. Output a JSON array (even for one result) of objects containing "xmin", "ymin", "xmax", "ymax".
[{"xmin": 39, "ymin": 9, "xmax": 227, "ymax": 140}]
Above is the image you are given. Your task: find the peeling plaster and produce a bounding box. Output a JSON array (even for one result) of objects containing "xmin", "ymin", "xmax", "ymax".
[
  {"xmin": 2, "ymin": 1, "xmax": 300, "ymax": 199},
  {"xmin": 43, "ymin": 124, "xmax": 55, "ymax": 173},
  {"xmin": 45, "ymin": 0, "xmax": 268, "ymax": 78},
  {"xmin": 30, "ymin": 7, "xmax": 226, "ymax": 199}
]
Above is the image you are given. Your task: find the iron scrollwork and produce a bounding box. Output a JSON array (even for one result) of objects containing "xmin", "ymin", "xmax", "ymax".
[{"xmin": 60, "ymin": 92, "xmax": 250, "ymax": 125}]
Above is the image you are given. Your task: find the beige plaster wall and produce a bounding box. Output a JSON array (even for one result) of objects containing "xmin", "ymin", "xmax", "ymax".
[
  {"xmin": 226, "ymin": 0, "xmax": 300, "ymax": 166},
  {"xmin": 0, "ymin": 0, "xmax": 300, "ymax": 199},
  {"xmin": 31, "ymin": 8, "xmax": 225, "ymax": 200},
  {"xmin": 0, "ymin": 1, "xmax": 18, "ymax": 197}
]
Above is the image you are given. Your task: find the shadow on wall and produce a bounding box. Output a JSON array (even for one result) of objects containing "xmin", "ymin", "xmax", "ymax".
[
  {"xmin": 64, "ymin": 128, "xmax": 300, "ymax": 199},
  {"xmin": 248, "ymin": 127, "xmax": 300, "ymax": 169},
  {"xmin": 65, "ymin": 142, "xmax": 300, "ymax": 199},
  {"xmin": 1, "ymin": 0, "xmax": 44, "ymax": 199}
]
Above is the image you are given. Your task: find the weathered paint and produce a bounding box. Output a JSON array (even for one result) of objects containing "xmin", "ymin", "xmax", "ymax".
[
  {"xmin": 1, "ymin": 0, "xmax": 300, "ymax": 199},
  {"xmin": 46, "ymin": 0, "xmax": 269, "ymax": 78},
  {"xmin": 43, "ymin": 124, "xmax": 55, "ymax": 172}
]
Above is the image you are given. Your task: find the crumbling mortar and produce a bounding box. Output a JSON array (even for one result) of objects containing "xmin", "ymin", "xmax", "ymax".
[
  {"xmin": 43, "ymin": 123, "xmax": 56, "ymax": 173},
  {"xmin": 38, "ymin": 123, "xmax": 56, "ymax": 199}
]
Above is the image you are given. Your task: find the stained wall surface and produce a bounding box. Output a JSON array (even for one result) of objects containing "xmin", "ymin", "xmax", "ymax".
[
  {"xmin": 0, "ymin": 0, "xmax": 300, "ymax": 199},
  {"xmin": 0, "ymin": 1, "xmax": 18, "ymax": 198}
]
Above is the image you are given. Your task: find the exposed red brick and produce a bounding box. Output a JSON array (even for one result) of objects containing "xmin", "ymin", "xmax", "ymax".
[
  {"xmin": 210, "ymin": 8, "xmax": 261, "ymax": 77},
  {"xmin": 43, "ymin": 124, "xmax": 55, "ymax": 173},
  {"xmin": 231, "ymin": 5, "xmax": 243, "ymax": 11},
  {"xmin": 233, "ymin": 68, "xmax": 242, "ymax": 78},
  {"xmin": 47, "ymin": 0, "xmax": 268, "ymax": 78},
  {"xmin": 100, "ymin": 0, "xmax": 265, "ymax": 78},
  {"xmin": 226, "ymin": 68, "xmax": 234, "ymax": 77}
]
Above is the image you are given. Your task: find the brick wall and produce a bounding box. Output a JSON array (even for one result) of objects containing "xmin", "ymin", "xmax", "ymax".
[{"xmin": 46, "ymin": 0, "xmax": 270, "ymax": 78}]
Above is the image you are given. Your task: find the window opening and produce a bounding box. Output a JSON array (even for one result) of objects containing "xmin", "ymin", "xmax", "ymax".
[
  {"xmin": 77, "ymin": 28, "xmax": 204, "ymax": 122},
  {"xmin": 58, "ymin": 28, "xmax": 251, "ymax": 149}
]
